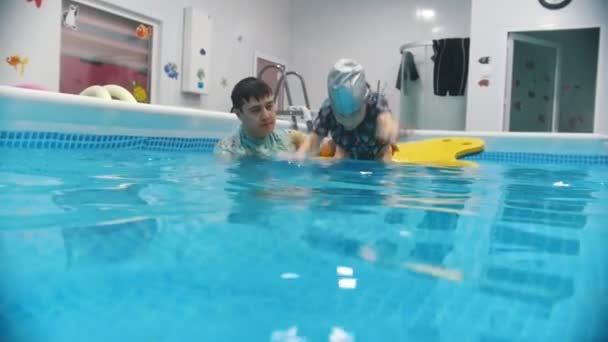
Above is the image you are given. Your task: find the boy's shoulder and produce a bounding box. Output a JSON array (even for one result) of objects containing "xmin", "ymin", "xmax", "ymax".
[
  {"xmin": 279, "ymin": 129, "xmax": 306, "ymax": 148},
  {"xmin": 274, "ymin": 128, "xmax": 306, "ymax": 152},
  {"xmin": 213, "ymin": 131, "xmax": 243, "ymax": 156}
]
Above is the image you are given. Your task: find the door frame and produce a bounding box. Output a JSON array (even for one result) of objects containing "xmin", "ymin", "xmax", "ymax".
[
  {"xmin": 504, "ymin": 32, "xmax": 562, "ymax": 132},
  {"xmin": 252, "ymin": 51, "xmax": 287, "ymax": 78},
  {"xmin": 253, "ymin": 51, "xmax": 287, "ymax": 107}
]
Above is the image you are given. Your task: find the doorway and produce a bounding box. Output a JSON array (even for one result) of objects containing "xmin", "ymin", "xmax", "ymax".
[
  {"xmin": 504, "ymin": 27, "xmax": 600, "ymax": 133},
  {"xmin": 254, "ymin": 52, "xmax": 286, "ymax": 109}
]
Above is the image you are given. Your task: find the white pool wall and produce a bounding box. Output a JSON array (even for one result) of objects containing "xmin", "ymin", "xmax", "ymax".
[{"xmin": 1, "ymin": 86, "xmax": 607, "ymax": 155}]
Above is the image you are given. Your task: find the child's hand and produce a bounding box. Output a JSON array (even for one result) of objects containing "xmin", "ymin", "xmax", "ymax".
[
  {"xmin": 275, "ymin": 150, "xmax": 307, "ymax": 165},
  {"xmin": 292, "ymin": 150, "xmax": 308, "ymax": 162},
  {"xmin": 375, "ymin": 113, "xmax": 398, "ymax": 144}
]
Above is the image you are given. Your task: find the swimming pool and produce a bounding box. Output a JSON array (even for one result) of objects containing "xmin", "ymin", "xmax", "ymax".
[{"xmin": 1, "ymin": 87, "xmax": 608, "ymax": 341}]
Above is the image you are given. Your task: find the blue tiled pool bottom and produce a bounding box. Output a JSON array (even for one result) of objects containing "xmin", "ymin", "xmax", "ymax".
[
  {"xmin": 2, "ymin": 130, "xmax": 608, "ymax": 165},
  {"xmin": 0, "ymin": 149, "xmax": 607, "ymax": 341}
]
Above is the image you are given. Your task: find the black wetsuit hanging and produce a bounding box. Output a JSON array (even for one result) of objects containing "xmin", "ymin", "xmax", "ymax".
[{"xmin": 431, "ymin": 38, "xmax": 470, "ymax": 96}]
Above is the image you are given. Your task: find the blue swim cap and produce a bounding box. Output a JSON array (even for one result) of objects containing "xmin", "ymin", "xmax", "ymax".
[{"xmin": 328, "ymin": 59, "xmax": 368, "ymax": 118}]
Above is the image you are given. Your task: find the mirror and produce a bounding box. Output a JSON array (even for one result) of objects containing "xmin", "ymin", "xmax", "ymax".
[{"xmin": 504, "ymin": 27, "xmax": 600, "ymax": 133}]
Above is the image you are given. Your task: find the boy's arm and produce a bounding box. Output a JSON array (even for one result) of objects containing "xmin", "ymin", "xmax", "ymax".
[
  {"xmin": 285, "ymin": 130, "xmax": 307, "ymax": 149},
  {"xmin": 296, "ymin": 132, "xmax": 322, "ymax": 157},
  {"xmin": 296, "ymin": 103, "xmax": 333, "ymax": 158}
]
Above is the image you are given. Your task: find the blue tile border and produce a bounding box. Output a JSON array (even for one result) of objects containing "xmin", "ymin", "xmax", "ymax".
[
  {"xmin": 0, "ymin": 130, "xmax": 218, "ymax": 153},
  {"xmin": 0, "ymin": 130, "xmax": 607, "ymax": 165},
  {"xmin": 462, "ymin": 151, "xmax": 608, "ymax": 165}
]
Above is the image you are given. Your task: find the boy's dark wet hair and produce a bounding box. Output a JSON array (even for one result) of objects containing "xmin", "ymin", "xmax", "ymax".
[{"xmin": 230, "ymin": 77, "xmax": 274, "ymax": 112}]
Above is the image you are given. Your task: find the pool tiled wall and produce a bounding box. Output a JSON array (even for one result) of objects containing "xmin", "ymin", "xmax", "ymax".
[{"xmin": 1, "ymin": 130, "xmax": 607, "ymax": 165}]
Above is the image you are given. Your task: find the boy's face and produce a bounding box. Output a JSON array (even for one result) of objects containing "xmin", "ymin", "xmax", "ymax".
[{"xmin": 236, "ymin": 95, "xmax": 277, "ymax": 139}]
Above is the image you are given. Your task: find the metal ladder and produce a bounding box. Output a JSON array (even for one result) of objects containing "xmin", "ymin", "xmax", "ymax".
[{"xmin": 258, "ymin": 65, "xmax": 313, "ymax": 132}]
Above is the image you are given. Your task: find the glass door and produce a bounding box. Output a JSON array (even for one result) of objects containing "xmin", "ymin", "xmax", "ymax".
[{"xmin": 504, "ymin": 33, "xmax": 561, "ymax": 132}]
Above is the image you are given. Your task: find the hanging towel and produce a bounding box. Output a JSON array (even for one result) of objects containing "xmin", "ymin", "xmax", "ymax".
[
  {"xmin": 431, "ymin": 38, "xmax": 470, "ymax": 96},
  {"xmin": 396, "ymin": 51, "xmax": 420, "ymax": 92}
]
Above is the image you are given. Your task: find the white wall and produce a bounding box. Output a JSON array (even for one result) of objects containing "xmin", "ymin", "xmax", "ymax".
[
  {"xmin": 0, "ymin": 1, "xmax": 62, "ymax": 93},
  {"xmin": 289, "ymin": 0, "xmax": 472, "ymax": 116},
  {"xmin": 0, "ymin": 0, "xmax": 293, "ymax": 112},
  {"xmin": 466, "ymin": 0, "xmax": 608, "ymax": 134}
]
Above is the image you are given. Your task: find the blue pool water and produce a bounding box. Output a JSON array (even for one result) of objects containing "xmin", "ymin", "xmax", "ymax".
[{"xmin": 1, "ymin": 149, "xmax": 607, "ymax": 341}]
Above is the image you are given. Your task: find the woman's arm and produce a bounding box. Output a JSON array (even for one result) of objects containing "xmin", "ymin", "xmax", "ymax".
[
  {"xmin": 375, "ymin": 112, "xmax": 399, "ymax": 144},
  {"xmin": 375, "ymin": 112, "xmax": 399, "ymax": 163}
]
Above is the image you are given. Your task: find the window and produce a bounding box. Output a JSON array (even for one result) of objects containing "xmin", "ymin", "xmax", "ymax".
[{"xmin": 60, "ymin": 1, "xmax": 156, "ymax": 103}]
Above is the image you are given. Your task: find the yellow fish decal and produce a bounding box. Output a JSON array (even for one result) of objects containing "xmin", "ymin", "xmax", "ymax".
[
  {"xmin": 132, "ymin": 81, "xmax": 148, "ymax": 103},
  {"xmin": 6, "ymin": 54, "xmax": 29, "ymax": 76}
]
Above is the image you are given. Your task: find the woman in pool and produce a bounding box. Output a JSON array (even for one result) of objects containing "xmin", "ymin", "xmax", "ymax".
[{"xmin": 297, "ymin": 58, "xmax": 399, "ymax": 162}]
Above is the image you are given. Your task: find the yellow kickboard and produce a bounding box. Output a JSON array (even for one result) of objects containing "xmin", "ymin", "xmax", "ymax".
[{"xmin": 392, "ymin": 137, "xmax": 484, "ymax": 167}]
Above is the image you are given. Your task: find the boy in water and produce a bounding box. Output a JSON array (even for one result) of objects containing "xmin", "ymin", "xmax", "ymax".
[
  {"xmin": 214, "ymin": 77, "xmax": 305, "ymax": 160},
  {"xmin": 297, "ymin": 58, "xmax": 399, "ymax": 162}
]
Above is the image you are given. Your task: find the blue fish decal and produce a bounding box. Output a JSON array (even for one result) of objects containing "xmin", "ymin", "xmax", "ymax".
[{"xmin": 164, "ymin": 62, "xmax": 179, "ymax": 80}]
